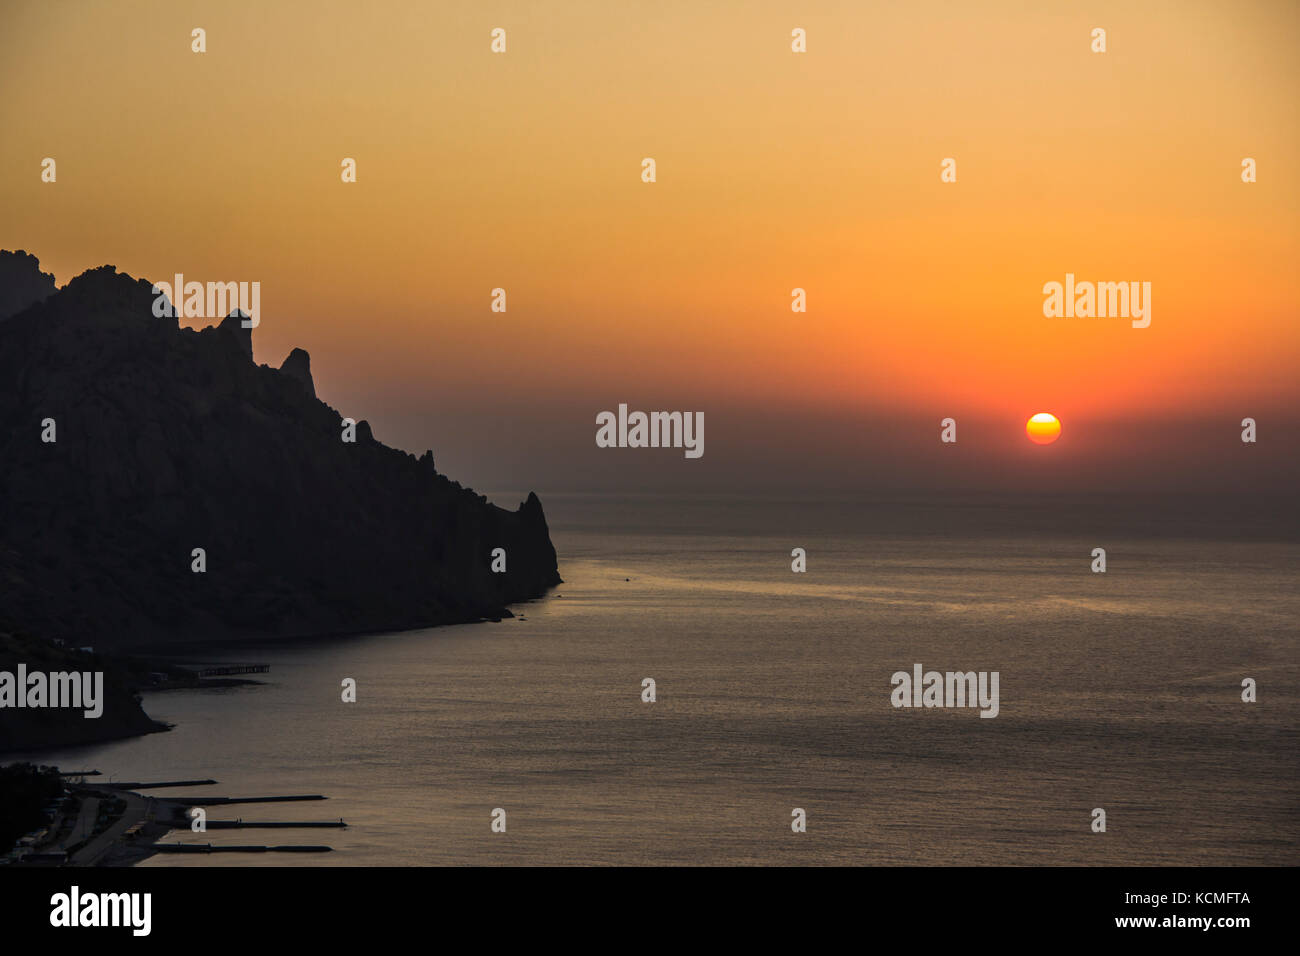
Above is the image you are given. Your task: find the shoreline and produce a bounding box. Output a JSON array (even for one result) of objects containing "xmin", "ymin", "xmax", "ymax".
[
  {"xmin": 2, "ymin": 591, "xmax": 556, "ymax": 756},
  {"xmin": 118, "ymin": 603, "xmax": 528, "ymax": 657}
]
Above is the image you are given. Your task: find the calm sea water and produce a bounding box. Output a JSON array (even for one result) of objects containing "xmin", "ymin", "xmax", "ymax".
[{"xmin": 13, "ymin": 494, "xmax": 1299, "ymax": 865}]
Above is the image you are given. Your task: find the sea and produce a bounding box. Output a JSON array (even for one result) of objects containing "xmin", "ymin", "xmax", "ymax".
[{"xmin": 10, "ymin": 493, "xmax": 1299, "ymax": 865}]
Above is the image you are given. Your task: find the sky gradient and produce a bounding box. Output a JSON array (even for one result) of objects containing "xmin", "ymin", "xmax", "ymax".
[{"xmin": 2, "ymin": 0, "xmax": 1297, "ymax": 493}]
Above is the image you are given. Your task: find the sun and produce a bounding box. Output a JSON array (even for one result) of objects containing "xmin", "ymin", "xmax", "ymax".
[{"xmin": 1026, "ymin": 412, "xmax": 1061, "ymax": 445}]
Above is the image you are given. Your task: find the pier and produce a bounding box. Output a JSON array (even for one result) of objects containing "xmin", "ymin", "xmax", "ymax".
[
  {"xmin": 205, "ymin": 820, "xmax": 347, "ymax": 829},
  {"xmin": 186, "ymin": 663, "xmax": 270, "ymax": 678},
  {"xmin": 177, "ymin": 794, "xmax": 327, "ymax": 806},
  {"xmin": 149, "ymin": 843, "xmax": 333, "ymax": 853},
  {"xmin": 13, "ymin": 777, "xmax": 346, "ymax": 865},
  {"xmin": 105, "ymin": 779, "xmax": 218, "ymax": 790}
]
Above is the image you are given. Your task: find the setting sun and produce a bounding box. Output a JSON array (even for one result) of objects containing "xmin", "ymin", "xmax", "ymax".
[{"xmin": 1026, "ymin": 413, "xmax": 1061, "ymax": 445}]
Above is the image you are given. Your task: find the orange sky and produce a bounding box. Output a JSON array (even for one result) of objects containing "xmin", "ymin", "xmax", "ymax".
[{"xmin": 2, "ymin": 0, "xmax": 1297, "ymax": 491}]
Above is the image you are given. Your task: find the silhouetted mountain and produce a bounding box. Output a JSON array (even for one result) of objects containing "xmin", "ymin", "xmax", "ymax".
[
  {"xmin": 0, "ymin": 253, "xmax": 561, "ymax": 653},
  {"xmin": 0, "ymin": 250, "xmax": 56, "ymax": 320}
]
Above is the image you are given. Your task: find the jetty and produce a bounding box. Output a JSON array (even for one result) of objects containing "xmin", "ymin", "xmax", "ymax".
[
  {"xmin": 149, "ymin": 843, "xmax": 333, "ymax": 853},
  {"xmin": 15, "ymin": 776, "xmax": 346, "ymax": 865},
  {"xmin": 205, "ymin": 820, "xmax": 346, "ymax": 829},
  {"xmin": 177, "ymin": 794, "xmax": 326, "ymax": 806},
  {"xmin": 105, "ymin": 779, "xmax": 218, "ymax": 790},
  {"xmin": 186, "ymin": 663, "xmax": 269, "ymax": 678}
]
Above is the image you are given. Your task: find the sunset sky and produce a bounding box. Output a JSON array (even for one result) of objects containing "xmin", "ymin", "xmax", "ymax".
[{"xmin": 2, "ymin": 0, "xmax": 1297, "ymax": 492}]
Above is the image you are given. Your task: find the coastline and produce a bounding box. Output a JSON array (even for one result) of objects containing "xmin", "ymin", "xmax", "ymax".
[{"xmin": 2, "ymin": 593, "xmax": 554, "ymax": 756}]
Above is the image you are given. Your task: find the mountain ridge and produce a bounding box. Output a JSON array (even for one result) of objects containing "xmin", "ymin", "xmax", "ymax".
[{"xmin": 0, "ymin": 251, "xmax": 561, "ymax": 654}]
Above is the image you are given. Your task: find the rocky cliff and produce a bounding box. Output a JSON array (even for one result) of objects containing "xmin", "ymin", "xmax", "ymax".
[{"xmin": 0, "ymin": 252, "xmax": 561, "ymax": 653}]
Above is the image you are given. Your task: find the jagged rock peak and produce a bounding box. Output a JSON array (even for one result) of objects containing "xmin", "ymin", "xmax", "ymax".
[
  {"xmin": 60, "ymin": 264, "xmax": 161, "ymax": 315},
  {"xmin": 279, "ymin": 347, "xmax": 315, "ymax": 397},
  {"xmin": 0, "ymin": 250, "xmax": 57, "ymax": 321},
  {"xmin": 218, "ymin": 310, "xmax": 254, "ymax": 359}
]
